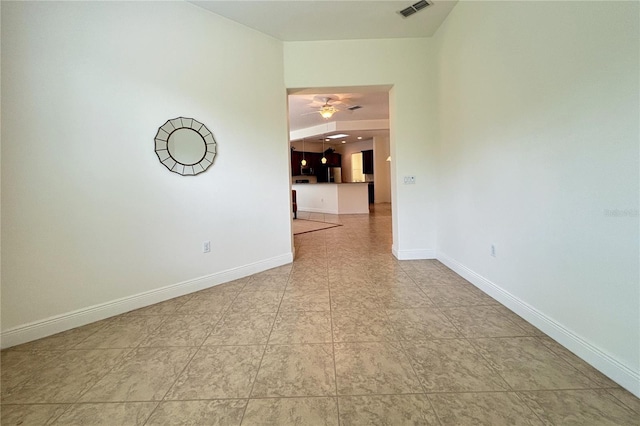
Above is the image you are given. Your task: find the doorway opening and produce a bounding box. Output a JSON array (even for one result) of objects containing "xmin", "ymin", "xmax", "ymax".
[{"xmin": 286, "ymin": 85, "xmax": 393, "ymax": 252}]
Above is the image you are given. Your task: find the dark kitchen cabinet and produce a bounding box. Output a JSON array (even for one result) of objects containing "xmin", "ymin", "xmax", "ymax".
[
  {"xmin": 325, "ymin": 152, "xmax": 341, "ymax": 168},
  {"xmin": 291, "ymin": 151, "xmax": 302, "ymax": 176},
  {"xmin": 291, "ymin": 151, "xmax": 321, "ymax": 176},
  {"xmin": 292, "ymin": 151, "xmax": 340, "ymax": 177},
  {"xmin": 317, "ymin": 166, "xmax": 329, "ymax": 183},
  {"xmin": 309, "ymin": 152, "xmax": 323, "ymax": 174},
  {"xmin": 362, "ymin": 150, "xmax": 374, "ymax": 174}
]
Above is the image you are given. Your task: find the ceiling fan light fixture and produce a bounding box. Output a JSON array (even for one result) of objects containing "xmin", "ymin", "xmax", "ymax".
[{"xmin": 320, "ymin": 105, "xmax": 337, "ymax": 119}]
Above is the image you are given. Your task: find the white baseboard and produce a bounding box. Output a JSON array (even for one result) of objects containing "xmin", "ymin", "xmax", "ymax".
[
  {"xmin": 1, "ymin": 252, "xmax": 293, "ymax": 349},
  {"xmin": 392, "ymin": 246, "xmax": 436, "ymax": 260},
  {"xmin": 437, "ymin": 251, "xmax": 640, "ymax": 398},
  {"xmin": 298, "ymin": 208, "xmax": 370, "ymax": 215},
  {"xmin": 298, "ymin": 207, "xmax": 340, "ymax": 215}
]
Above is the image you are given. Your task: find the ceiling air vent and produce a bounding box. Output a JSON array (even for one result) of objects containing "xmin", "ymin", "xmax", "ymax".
[
  {"xmin": 398, "ymin": 0, "xmax": 432, "ymax": 18},
  {"xmin": 347, "ymin": 105, "xmax": 363, "ymax": 111}
]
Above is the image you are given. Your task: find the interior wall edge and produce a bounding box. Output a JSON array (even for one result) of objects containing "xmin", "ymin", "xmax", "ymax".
[
  {"xmin": 391, "ymin": 247, "xmax": 436, "ymax": 261},
  {"xmin": 437, "ymin": 251, "xmax": 640, "ymax": 398},
  {"xmin": 0, "ymin": 252, "xmax": 293, "ymax": 350}
]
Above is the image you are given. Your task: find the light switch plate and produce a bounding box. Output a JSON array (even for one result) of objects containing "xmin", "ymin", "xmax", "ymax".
[{"xmin": 403, "ymin": 176, "xmax": 416, "ymax": 184}]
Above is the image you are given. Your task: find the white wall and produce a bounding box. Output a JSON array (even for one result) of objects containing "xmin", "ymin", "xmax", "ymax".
[
  {"xmin": 284, "ymin": 39, "xmax": 438, "ymax": 259},
  {"xmin": 292, "ymin": 184, "xmax": 339, "ymax": 214},
  {"xmin": 373, "ymin": 136, "xmax": 391, "ymax": 203},
  {"xmin": 1, "ymin": 1, "xmax": 292, "ymax": 346},
  {"xmin": 0, "ymin": 2, "xmax": 3, "ymax": 340},
  {"xmin": 434, "ymin": 1, "xmax": 639, "ymax": 394}
]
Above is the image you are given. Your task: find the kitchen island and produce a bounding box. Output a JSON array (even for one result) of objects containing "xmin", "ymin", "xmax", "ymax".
[{"xmin": 291, "ymin": 183, "xmax": 369, "ymax": 215}]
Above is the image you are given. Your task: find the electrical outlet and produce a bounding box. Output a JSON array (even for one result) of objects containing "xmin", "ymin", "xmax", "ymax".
[
  {"xmin": 203, "ymin": 241, "xmax": 211, "ymax": 253},
  {"xmin": 403, "ymin": 176, "xmax": 416, "ymax": 184},
  {"xmin": 490, "ymin": 244, "xmax": 496, "ymax": 257}
]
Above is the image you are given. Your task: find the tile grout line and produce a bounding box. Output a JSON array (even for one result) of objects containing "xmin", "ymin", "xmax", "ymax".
[
  {"xmin": 317, "ymin": 229, "xmax": 342, "ymax": 425},
  {"xmin": 398, "ymin": 263, "xmax": 506, "ymax": 426},
  {"xmin": 511, "ymin": 390, "xmax": 550, "ymax": 425},
  {"xmin": 327, "ymin": 264, "xmax": 343, "ymax": 426},
  {"xmin": 4, "ymin": 386, "xmax": 624, "ymax": 409},
  {"xmin": 141, "ymin": 280, "xmax": 248, "ymax": 425},
  {"xmin": 412, "ymin": 265, "xmax": 516, "ymax": 425},
  {"xmin": 404, "ymin": 265, "xmax": 582, "ymax": 399},
  {"xmin": 533, "ymin": 335, "xmax": 618, "ymax": 390},
  {"xmin": 603, "ymin": 388, "xmax": 640, "ymax": 415},
  {"xmin": 5, "ymin": 206, "xmax": 635, "ymax": 424},
  {"xmin": 53, "ymin": 341, "xmax": 146, "ymax": 421},
  {"xmin": 7, "ymin": 309, "xmax": 170, "ymax": 418},
  {"xmin": 237, "ymin": 266, "xmax": 292, "ymax": 425},
  {"xmin": 456, "ymin": 319, "xmax": 608, "ymax": 420},
  {"xmin": 387, "ymin": 265, "xmax": 445, "ymax": 424}
]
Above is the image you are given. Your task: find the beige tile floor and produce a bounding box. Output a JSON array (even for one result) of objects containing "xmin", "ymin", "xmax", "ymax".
[{"xmin": 2, "ymin": 205, "xmax": 639, "ymax": 425}]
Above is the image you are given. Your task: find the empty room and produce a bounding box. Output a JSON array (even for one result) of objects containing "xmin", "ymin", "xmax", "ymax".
[{"xmin": 1, "ymin": 1, "xmax": 638, "ymax": 424}]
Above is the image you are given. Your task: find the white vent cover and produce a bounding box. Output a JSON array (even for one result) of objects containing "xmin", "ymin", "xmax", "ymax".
[{"xmin": 398, "ymin": 0, "xmax": 432, "ymax": 18}]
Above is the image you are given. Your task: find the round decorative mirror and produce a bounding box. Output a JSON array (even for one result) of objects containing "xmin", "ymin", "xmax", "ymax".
[{"xmin": 154, "ymin": 117, "xmax": 217, "ymax": 176}]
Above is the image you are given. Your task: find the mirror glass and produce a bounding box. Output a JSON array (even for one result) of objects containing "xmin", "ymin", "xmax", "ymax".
[
  {"xmin": 154, "ymin": 117, "xmax": 217, "ymax": 176},
  {"xmin": 167, "ymin": 128, "xmax": 206, "ymax": 165}
]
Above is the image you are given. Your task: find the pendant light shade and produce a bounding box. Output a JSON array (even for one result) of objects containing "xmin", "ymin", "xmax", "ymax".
[
  {"xmin": 319, "ymin": 98, "xmax": 338, "ymax": 119},
  {"xmin": 320, "ymin": 105, "xmax": 337, "ymax": 119},
  {"xmin": 301, "ymin": 138, "xmax": 307, "ymax": 166},
  {"xmin": 321, "ymin": 137, "xmax": 327, "ymax": 164}
]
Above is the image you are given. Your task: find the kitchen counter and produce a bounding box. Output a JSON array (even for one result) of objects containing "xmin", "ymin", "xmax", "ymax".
[{"xmin": 292, "ymin": 182, "xmax": 369, "ymax": 214}]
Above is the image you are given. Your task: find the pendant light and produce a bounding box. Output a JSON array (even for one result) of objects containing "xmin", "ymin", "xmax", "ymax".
[
  {"xmin": 321, "ymin": 138, "xmax": 327, "ymax": 164},
  {"xmin": 300, "ymin": 138, "xmax": 307, "ymax": 167},
  {"xmin": 321, "ymin": 122, "xmax": 328, "ymax": 164}
]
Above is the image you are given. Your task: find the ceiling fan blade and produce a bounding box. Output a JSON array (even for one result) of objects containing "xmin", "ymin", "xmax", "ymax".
[
  {"xmin": 312, "ymin": 95, "xmax": 335, "ymax": 104},
  {"xmin": 334, "ymin": 97, "xmax": 357, "ymax": 108}
]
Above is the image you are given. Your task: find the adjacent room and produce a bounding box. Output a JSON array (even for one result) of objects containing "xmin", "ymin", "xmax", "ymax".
[
  {"xmin": 2, "ymin": 0, "xmax": 638, "ymax": 424},
  {"xmin": 289, "ymin": 87, "xmax": 391, "ymax": 223}
]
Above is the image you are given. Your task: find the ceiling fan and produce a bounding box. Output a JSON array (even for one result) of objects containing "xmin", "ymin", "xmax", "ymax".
[
  {"xmin": 301, "ymin": 97, "xmax": 340, "ymax": 119},
  {"xmin": 303, "ymin": 95, "xmax": 360, "ymax": 119}
]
